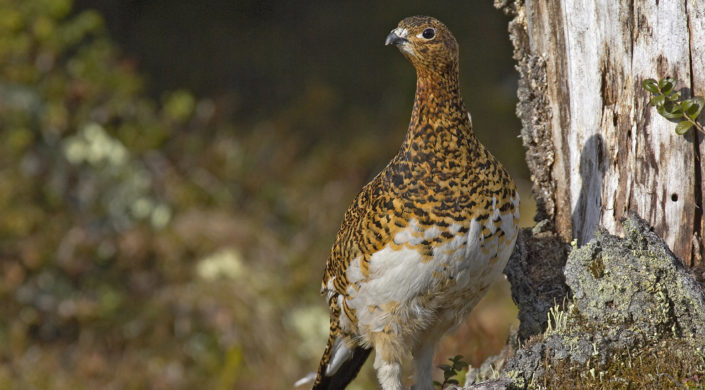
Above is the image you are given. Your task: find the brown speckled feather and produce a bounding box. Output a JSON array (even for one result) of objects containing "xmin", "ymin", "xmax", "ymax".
[{"xmin": 312, "ymin": 16, "xmax": 519, "ymax": 390}]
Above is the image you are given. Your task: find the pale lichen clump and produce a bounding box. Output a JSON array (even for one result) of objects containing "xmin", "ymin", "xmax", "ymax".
[{"xmin": 493, "ymin": 214, "xmax": 705, "ymax": 389}]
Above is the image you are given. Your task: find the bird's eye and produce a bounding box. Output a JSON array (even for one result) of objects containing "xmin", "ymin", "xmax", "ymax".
[{"xmin": 421, "ymin": 28, "xmax": 435, "ymax": 39}]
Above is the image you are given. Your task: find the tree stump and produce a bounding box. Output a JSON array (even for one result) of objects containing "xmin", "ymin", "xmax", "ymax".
[{"xmin": 496, "ymin": 0, "xmax": 705, "ymax": 266}]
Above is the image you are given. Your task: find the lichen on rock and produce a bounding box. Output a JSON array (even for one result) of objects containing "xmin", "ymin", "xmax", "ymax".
[
  {"xmin": 466, "ymin": 213, "xmax": 705, "ymax": 389},
  {"xmin": 565, "ymin": 213, "xmax": 705, "ymax": 344}
]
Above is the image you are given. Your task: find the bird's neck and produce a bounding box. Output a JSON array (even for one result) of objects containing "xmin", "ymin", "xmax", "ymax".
[{"xmin": 401, "ymin": 70, "xmax": 476, "ymax": 156}]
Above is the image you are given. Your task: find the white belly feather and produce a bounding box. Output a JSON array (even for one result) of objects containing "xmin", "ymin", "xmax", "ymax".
[{"xmin": 338, "ymin": 192, "xmax": 520, "ymax": 341}]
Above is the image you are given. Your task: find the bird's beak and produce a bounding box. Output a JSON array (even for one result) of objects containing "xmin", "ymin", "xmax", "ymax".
[{"xmin": 385, "ymin": 27, "xmax": 409, "ymax": 46}]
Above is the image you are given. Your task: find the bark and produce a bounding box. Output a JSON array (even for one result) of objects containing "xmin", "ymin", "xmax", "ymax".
[{"xmin": 496, "ymin": 0, "xmax": 705, "ymax": 266}]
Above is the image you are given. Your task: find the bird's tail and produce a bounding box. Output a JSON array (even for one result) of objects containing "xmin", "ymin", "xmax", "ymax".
[{"xmin": 312, "ymin": 332, "xmax": 371, "ymax": 390}]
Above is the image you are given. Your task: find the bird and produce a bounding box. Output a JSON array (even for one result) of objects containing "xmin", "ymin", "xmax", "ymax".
[{"xmin": 310, "ymin": 16, "xmax": 519, "ymax": 390}]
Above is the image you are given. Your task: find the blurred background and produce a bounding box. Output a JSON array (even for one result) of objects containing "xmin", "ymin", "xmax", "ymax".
[{"xmin": 0, "ymin": 0, "xmax": 533, "ymax": 388}]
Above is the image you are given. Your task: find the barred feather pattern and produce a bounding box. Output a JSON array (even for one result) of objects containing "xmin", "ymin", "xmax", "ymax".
[{"xmin": 312, "ymin": 16, "xmax": 519, "ymax": 390}]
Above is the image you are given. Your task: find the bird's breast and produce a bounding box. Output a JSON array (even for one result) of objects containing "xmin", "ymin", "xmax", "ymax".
[{"xmin": 340, "ymin": 190, "xmax": 519, "ymax": 335}]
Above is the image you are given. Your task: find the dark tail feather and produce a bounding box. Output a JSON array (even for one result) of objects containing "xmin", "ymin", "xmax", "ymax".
[{"xmin": 312, "ymin": 345, "xmax": 372, "ymax": 390}]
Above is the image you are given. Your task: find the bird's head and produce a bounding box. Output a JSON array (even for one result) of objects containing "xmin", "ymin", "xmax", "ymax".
[{"xmin": 385, "ymin": 16, "xmax": 459, "ymax": 76}]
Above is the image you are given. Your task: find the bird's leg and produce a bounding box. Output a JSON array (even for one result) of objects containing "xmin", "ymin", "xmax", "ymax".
[
  {"xmin": 372, "ymin": 331, "xmax": 405, "ymax": 390},
  {"xmin": 373, "ymin": 352, "xmax": 402, "ymax": 390},
  {"xmin": 411, "ymin": 340, "xmax": 436, "ymax": 390}
]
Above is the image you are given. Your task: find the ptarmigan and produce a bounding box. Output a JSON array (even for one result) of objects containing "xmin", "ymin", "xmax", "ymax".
[{"xmin": 311, "ymin": 16, "xmax": 519, "ymax": 390}]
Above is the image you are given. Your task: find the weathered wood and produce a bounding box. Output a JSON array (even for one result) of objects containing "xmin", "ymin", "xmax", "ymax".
[
  {"xmin": 497, "ymin": 0, "xmax": 705, "ymax": 265},
  {"xmin": 690, "ymin": 2, "xmax": 705, "ymax": 266}
]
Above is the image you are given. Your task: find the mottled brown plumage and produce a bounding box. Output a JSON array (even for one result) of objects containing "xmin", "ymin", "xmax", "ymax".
[{"xmin": 310, "ymin": 16, "xmax": 519, "ymax": 390}]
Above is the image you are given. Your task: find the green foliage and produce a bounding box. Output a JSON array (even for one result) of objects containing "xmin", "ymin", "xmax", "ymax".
[
  {"xmin": 642, "ymin": 77, "xmax": 705, "ymax": 135},
  {"xmin": 434, "ymin": 354, "xmax": 470, "ymax": 389},
  {"xmin": 0, "ymin": 1, "xmax": 521, "ymax": 389},
  {"xmin": 0, "ymin": 0, "xmax": 322, "ymax": 388},
  {"xmin": 0, "ymin": 1, "xmax": 405, "ymax": 388}
]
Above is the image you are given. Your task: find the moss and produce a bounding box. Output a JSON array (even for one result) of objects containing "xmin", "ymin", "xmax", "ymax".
[
  {"xmin": 506, "ymin": 310, "xmax": 705, "ymax": 389},
  {"xmin": 586, "ymin": 256, "xmax": 604, "ymax": 279},
  {"xmin": 536, "ymin": 337, "xmax": 705, "ymax": 390}
]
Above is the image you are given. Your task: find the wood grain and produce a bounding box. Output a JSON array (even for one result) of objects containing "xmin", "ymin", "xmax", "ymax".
[{"xmin": 501, "ymin": 0, "xmax": 705, "ymax": 265}]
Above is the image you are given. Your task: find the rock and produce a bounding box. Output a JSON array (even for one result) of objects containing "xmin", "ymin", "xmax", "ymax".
[
  {"xmin": 503, "ymin": 220, "xmax": 570, "ymax": 341},
  {"xmin": 453, "ymin": 378, "xmax": 513, "ymax": 390},
  {"xmin": 566, "ymin": 213, "xmax": 705, "ymax": 343},
  {"xmin": 465, "ymin": 213, "xmax": 705, "ymax": 389}
]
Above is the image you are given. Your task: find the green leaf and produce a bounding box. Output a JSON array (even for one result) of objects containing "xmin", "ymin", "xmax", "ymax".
[
  {"xmin": 675, "ymin": 121, "xmax": 693, "ymax": 135},
  {"xmin": 668, "ymin": 92, "xmax": 681, "ymax": 101},
  {"xmin": 657, "ymin": 104, "xmax": 682, "ymax": 120},
  {"xmin": 659, "ymin": 77, "xmax": 676, "ymax": 95},
  {"xmin": 438, "ymin": 364, "xmax": 451, "ymax": 372},
  {"xmin": 642, "ymin": 78, "xmax": 659, "ymax": 94},
  {"xmin": 447, "ymin": 379, "xmax": 459, "ymax": 385},
  {"xmin": 664, "ymin": 108, "xmax": 683, "ymax": 119},
  {"xmin": 681, "ymin": 99, "xmax": 694, "ymax": 112},
  {"xmin": 659, "ymin": 101, "xmax": 683, "ymax": 119},
  {"xmin": 661, "ymin": 82, "xmax": 674, "ymax": 95},
  {"xmin": 650, "ymin": 95, "xmax": 666, "ymax": 107},
  {"xmin": 687, "ymin": 97, "xmax": 704, "ymax": 120}
]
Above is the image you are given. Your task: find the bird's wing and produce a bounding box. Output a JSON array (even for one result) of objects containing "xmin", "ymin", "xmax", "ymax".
[{"xmin": 322, "ymin": 174, "xmax": 398, "ymax": 298}]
